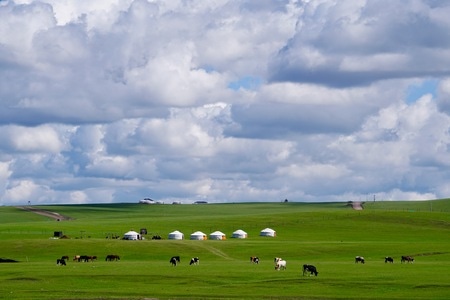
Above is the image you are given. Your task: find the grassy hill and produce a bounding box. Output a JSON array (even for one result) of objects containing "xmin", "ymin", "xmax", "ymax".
[{"xmin": 1, "ymin": 200, "xmax": 449, "ymax": 299}]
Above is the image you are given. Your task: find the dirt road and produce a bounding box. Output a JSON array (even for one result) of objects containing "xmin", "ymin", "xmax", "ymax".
[{"xmin": 16, "ymin": 206, "xmax": 72, "ymax": 221}]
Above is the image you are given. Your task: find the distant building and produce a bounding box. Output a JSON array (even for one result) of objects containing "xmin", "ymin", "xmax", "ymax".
[
  {"xmin": 232, "ymin": 229, "xmax": 248, "ymax": 239},
  {"xmin": 123, "ymin": 230, "xmax": 141, "ymax": 240},
  {"xmin": 209, "ymin": 231, "xmax": 226, "ymax": 240},
  {"xmin": 190, "ymin": 231, "xmax": 207, "ymax": 240},
  {"xmin": 168, "ymin": 230, "xmax": 184, "ymax": 240},
  {"xmin": 260, "ymin": 228, "xmax": 276, "ymax": 237},
  {"xmin": 139, "ymin": 198, "xmax": 164, "ymax": 204}
]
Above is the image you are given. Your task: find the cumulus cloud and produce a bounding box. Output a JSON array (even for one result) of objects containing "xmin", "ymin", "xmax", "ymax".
[
  {"xmin": 0, "ymin": 125, "xmax": 65, "ymax": 153},
  {"xmin": 269, "ymin": 0, "xmax": 450, "ymax": 87},
  {"xmin": 1, "ymin": 0, "xmax": 449, "ymax": 205}
]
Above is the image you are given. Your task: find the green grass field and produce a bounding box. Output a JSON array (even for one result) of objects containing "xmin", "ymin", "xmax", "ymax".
[{"xmin": 1, "ymin": 200, "xmax": 449, "ymax": 299}]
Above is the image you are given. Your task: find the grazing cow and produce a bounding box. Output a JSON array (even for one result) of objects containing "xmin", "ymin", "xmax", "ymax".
[
  {"xmin": 275, "ymin": 260, "xmax": 287, "ymax": 270},
  {"xmin": 302, "ymin": 264, "xmax": 318, "ymax": 276},
  {"xmin": 355, "ymin": 256, "xmax": 365, "ymax": 264},
  {"xmin": 385, "ymin": 256, "xmax": 394, "ymax": 263},
  {"xmin": 152, "ymin": 235, "xmax": 162, "ymax": 240},
  {"xmin": 56, "ymin": 258, "xmax": 66, "ymax": 266},
  {"xmin": 61, "ymin": 255, "xmax": 69, "ymax": 261},
  {"xmin": 105, "ymin": 254, "xmax": 120, "ymax": 261},
  {"xmin": 250, "ymin": 256, "xmax": 259, "ymax": 264},
  {"xmin": 170, "ymin": 256, "xmax": 180, "ymax": 266},
  {"xmin": 189, "ymin": 257, "xmax": 200, "ymax": 265},
  {"xmin": 401, "ymin": 256, "xmax": 414, "ymax": 263},
  {"xmin": 79, "ymin": 255, "xmax": 89, "ymax": 262},
  {"xmin": 73, "ymin": 255, "xmax": 80, "ymax": 261},
  {"xmin": 78, "ymin": 255, "xmax": 96, "ymax": 262}
]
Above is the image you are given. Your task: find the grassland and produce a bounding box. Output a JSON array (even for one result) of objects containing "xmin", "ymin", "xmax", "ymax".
[{"xmin": 1, "ymin": 200, "xmax": 449, "ymax": 299}]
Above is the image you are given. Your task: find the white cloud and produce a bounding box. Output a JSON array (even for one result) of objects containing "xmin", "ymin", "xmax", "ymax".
[
  {"xmin": 1, "ymin": 0, "xmax": 450, "ymax": 205},
  {"xmin": 0, "ymin": 125, "xmax": 65, "ymax": 153},
  {"xmin": 69, "ymin": 191, "xmax": 88, "ymax": 204},
  {"xmin": 269, "ymin": 0, "xmax": 450, "ymax": 87},
  {"xmin": 4, "ymin": 180, "xmax": 49, "ymax": 204}
]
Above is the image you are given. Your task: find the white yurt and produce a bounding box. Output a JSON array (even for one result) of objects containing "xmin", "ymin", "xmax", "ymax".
[
  {"xmin": 231, "ymin": 229, "xmax": 248, "ymax": 239},
  {"xmin": 209, "ymin": 231, "xmax": 226, "ymax": 240},
  {"xmin": 168, "ymin": 230, "xmax": 184, "ymax": 240},
  {"xmin": 190, "ymin": 231, "xmax": 207, "ymax": 240},
  {"xmin": 260, "ymin": 228, "xmax": 276, "ymax": 237},
  {"xmin": 123, "ymin": 230, "xmax": 140, "ymax": 240}
]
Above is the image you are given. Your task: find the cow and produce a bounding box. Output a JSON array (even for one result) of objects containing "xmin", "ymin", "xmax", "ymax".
[
  {"xmin": 401, "ymin": 256, "xmax": 414, "ymax": 263},
  {"xmin": 302, "ymin": 264, "xmax": 318, "ymax": 276},
  {"xmin": 79, "ymin": 255, "xmax": 89, "ymax": 262},
  {"xmin": 250, "ymin": 256, "xmax": 259, "ymax": 264},
  {"xmin": 78, "ymin": 255, "xmax": 96, "ymax": 262},
  {"xmin": 61, "ymin": 255, "xmax": 69, "ymax": 261},
  {"xmin": 385, "ymin": 256, "xmax": 394, "ymax": 263},
  {"xmin": 275, "ymin": 260, "xmax": 287, "ymax": 270},
  {"xmin": 170, "ymin": 256, "xmax": 180, "ymax": 266},
  {"xmin": 73, "ymin": 255, "xmax": 80, "ymax": 261},
  {"xmin": 355, "ymin": 256, "xmax": 365, "ymax": 264},
  {"xmin": 56, "ymin": 258, "xmax": 66, "ymax": 266},
  {"xmin": 190, "ymin": 257, "xmax": 200, "ymax": 265},
  {"xmin": 105, "ymin": 254, "xmax": 120, "ymax": 261}
]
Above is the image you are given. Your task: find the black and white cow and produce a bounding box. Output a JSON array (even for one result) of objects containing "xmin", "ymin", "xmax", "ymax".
[
  {"xmin": 250, "ymin": 256, "xmax": 259, "ymax": 264},
  {"xmin": 56, "ymin": 258, "xmax": 66, "ymax": 266},
  {"xmin": 302, "ymin": 264, "xmax": 318, "ymax": 276},
  {"xmin": 385, "ymin": 256, "xmax": 394, "ymax": 263},
  {"xmin": 189, "ymin": 257, "xmax": 199, "ymax": 265},
  {"xmin": 355, "ymin": 256, "xmax": 365, "ymax": 264},
  {"xmin": 170, "ymin": 256, "xmax": 180, "ymax": 266},
  {"xmin": 275, "ymin": 259, "xmax": 287, "ymax": 270}
]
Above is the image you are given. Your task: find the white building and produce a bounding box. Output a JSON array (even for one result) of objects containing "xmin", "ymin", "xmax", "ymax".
[
  {"xmin": 260, "ymin": 228, "xmax": 276, "ymax": 237},
  {"xmin": 168, "ymin": 230, "xmax": 184, "ymax": 240},
  {"xmin": 231, "ymin": 229, "xmax": 248, "ymax": 239},
  {"xmin": 123, "ymin": 230, "xmax": 140, "ymax": 240},
  {"xmin": 190, "ymin": 231, "xmax": 207, "ymax": 240},
  {"xmin": 209, "ymin": 231, "xmax": 226, "ymax": 240}
]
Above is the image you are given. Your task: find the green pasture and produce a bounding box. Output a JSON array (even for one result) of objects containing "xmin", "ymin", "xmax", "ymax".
[{"xmin": 1, "ymin": 200, "xmax": 449, "ymax": 299}]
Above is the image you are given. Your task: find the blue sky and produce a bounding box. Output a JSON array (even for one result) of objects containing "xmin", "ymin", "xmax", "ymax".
[
  {"xmin": 406, "ymin": 79, "xmax": 439, "ymax": 104},
  {"xmin": 1, "ymin": 0, "xmax": 450, "ymax": 205}
]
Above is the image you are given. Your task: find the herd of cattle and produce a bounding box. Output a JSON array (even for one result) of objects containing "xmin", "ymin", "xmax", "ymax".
[
  {"xmin": 169, "ymin": 256, "xmax": 200, "ymax": 266},
  {"xmin": 56, "ymin": 254, "xmax": 118, "ymax": 265},
  {"xmin": 55, "ymin": 254, "xmax": 415, "ymax": 276},
  {"xmin": 354, "ymin": 255, "xmax": 415, "ymax": 264}
]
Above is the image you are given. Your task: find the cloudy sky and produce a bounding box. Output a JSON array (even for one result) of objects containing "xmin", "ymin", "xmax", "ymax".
[{"xmin": 1, "ymin": 0, "xmax": 450, "ymax": 205}]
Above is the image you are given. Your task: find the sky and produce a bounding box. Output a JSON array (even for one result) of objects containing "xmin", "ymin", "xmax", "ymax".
[{"xmin": 1, "ymin": 0, "xmax": 450, "ymax": 205}]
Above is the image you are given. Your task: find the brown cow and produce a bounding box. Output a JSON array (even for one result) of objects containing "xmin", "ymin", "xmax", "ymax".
[{"xmin": 401, "ymin": 256, "xmax": 414, "ymax": 263}]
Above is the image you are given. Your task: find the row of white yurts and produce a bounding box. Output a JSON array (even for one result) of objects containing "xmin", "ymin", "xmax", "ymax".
[
  {"xmin": 166, "ymin": 228, "xmax": 276, "ymax": 240},
  {"xmin": 122, "ymin": 228, "xmax": 276, "ymax": 240}
]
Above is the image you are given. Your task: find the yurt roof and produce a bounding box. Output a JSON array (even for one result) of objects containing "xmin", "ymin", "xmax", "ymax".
[
  {"xmin": 191, "ymin": 231, "xmax": 206, "ymax": 235},
  {"xmin": 261, "ymin": 228, "xmax": 275, "ymax": 233},
  {"xmin": 210, "ymin": 231, "xmax": 225, "ymax": 235},
  {"xmin": 169, "ymin": 230, "xmax": 183, "ymax": 235},
  {"xmin": 124, "ymin": 230, "xmax": 139, "ymax": 235},
  {"xmin": 233, "ymin": 229, "xmax": 247, "ymax": 234}
]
